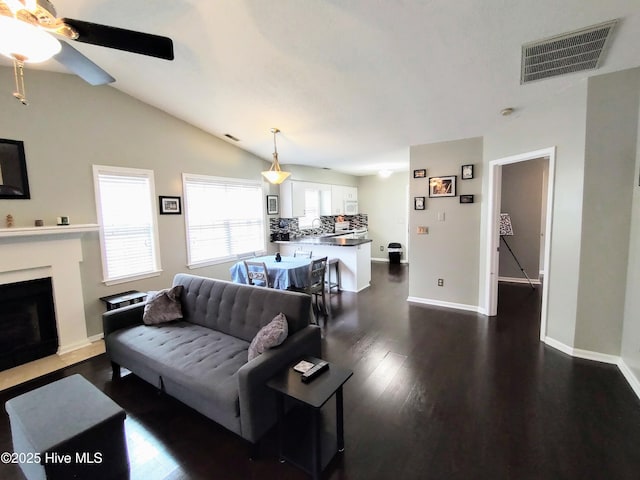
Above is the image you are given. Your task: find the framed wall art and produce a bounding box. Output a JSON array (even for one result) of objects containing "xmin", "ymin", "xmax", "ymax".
[
  {"xmin": 428, "ymin": 175, "xmax": 456, "ymax": 198},
  {"xmin": 461, "ymin": 164, "xmax": 474, "ymax": 180},
  {"xmin": 414, "ymin": 197, "xmax": 425, "ymax": 210},
  {"xmin": 460, "ymin": 194, "xmax": 475, "ymax": 204},
  {"xmin": 159, "ymin": 196, "xmax": 182, "ymax": 214},
  {"xmin": 266, "ymin": 194, "xmax": 279, "ymax": 215},
  {"xmin": 0, "ymin": 138, "xmax": 30, "ymax": 199},
  {"xmin": 413, "ymin": 169, "xmax": 426, "ymax": 178}
]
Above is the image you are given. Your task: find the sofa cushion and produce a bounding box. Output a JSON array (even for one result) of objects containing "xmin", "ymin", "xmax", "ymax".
[
  {"xmin": 172, "ymin": 275, "xmax": 312, "ymax": 343},
  {"xmin": 248, "ymin": 312, "xmax": 288, "ymax": 361},
  {"xmin": 143, "ymin": 286, "xmax": 184, "ymax": 325},
  {"xmin": 106, "ymin": 322, "xmax": 248, "ymax": 418}
]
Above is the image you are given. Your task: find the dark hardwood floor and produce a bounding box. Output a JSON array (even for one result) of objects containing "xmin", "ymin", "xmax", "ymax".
[{"xmin": 2, "ymin": 263, "xmax": 640, "ymax": 479}]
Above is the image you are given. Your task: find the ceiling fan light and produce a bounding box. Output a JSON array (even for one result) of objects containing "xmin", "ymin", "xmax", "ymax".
[{"xmin": 0, "ymin": 16, "xmax": 61, "ymax": 63}]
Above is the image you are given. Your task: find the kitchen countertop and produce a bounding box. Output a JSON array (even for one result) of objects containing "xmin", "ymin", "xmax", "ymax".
[{"xmin": 274, "ymin": 236, "xmax": 372, "ymax": 247}]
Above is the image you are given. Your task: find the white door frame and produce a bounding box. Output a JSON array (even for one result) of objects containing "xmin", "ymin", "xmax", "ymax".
[{"xmin": 484, "ymin": 147, "xmax": 556, "ymax": 341}]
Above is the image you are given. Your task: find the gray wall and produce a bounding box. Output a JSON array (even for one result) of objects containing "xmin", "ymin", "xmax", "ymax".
[
  {"xmin": 0, "ymin": 67, "xmax": 272, "ymax": 337},
  {"xmin": 481, "ymin": 81, "xmax": 588, "ymax": 347},
  {"xmin": 575, "ymin": 68, "xmax": 639, "ymax": 355},
  {"xmin": 621, "ymin": 94, "xmax": 640, "ymax": 382},
  {"xmin": 409, "ymin": 137, "xmax": 482, "ymax": 308},
  {"xmin": 499, "ymin": 158, "xmax": 547, "ymax": 282},
  {"xmin": 358, "ymin": 172, "xmax": 409, "ymax": 262}
]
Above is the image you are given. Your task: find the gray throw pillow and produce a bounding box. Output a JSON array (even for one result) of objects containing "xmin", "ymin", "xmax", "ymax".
[
  {"xmin": 143, "ymin": 285, "xmax": 184, "ymax": 325},
  {"xmin": 248, "ymin": 313, "xmax": 289, "ymax": 361}
]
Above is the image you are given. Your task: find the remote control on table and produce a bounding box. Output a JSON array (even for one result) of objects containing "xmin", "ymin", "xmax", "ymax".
[{"xmin": 301, "ymin": 360, "xmax": 329, "ymax": 383}]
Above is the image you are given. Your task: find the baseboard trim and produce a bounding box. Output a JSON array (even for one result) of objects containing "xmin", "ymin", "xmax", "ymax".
[
  {"xmin": 498, "ymin": 276, "xmax": 542, "ymax": 285},
  {"xmin": 57, "ymin": 338, "xmax": 93, "ymax": 355},
  {"xmin": 407, "ymin": 296, "xmax": 482, "ymax": 313},
  {"xmin": 543, "ymin": 336, "xmax": 640, "ymax": 401},
  {"xmin": 88, "ymin": 333, "xmax": 105, "ymax": 343},
  {"xmin": 618, "ymin": 359, "xmax": 640, "ymax": 400}
]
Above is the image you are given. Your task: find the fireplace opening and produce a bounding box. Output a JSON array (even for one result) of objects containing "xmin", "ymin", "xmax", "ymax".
[{"xmin": 0, "ymin": 277, "xmax": 58, "ymax": 371}]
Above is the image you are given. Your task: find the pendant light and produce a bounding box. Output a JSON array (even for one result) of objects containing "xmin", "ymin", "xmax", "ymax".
[{"xmin": 261, "ymin": 128, "xmax": 291, "ymax": 185}]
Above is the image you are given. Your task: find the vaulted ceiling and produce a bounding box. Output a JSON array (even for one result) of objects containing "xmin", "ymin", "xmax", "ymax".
[{"xmin": 4, "ymin": 1, "xmax": 640, "ymax": 174}]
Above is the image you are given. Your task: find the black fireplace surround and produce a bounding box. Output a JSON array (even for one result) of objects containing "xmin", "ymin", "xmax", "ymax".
[{"xmin": 0, "ymin": 277, "xmax": 58, "ymax": 371}]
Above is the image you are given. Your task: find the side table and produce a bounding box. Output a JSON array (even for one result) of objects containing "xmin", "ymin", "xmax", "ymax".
[
  {"xmin": 267, "ymin": 357, "xmax": 353, "ymax": 480},
  {"xmin": 100, "ymin": 290, "xmax": 147, "ymax": 311}
]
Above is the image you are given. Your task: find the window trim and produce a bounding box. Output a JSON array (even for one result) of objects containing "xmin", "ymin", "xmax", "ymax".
[
  {"xmin": 93, "ymin": 165, "xmax": 162, "ymax": 285},
  {"xmin": 182, "ymin": 173, "xmax": 267, "ymax": 268}
]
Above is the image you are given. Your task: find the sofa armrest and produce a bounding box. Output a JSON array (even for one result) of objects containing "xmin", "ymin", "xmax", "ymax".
[
  {"xmin": 237, "ymin": 324, "xmax": 321, "ymax": 443},
  {"xmin": 102, "ymin": 302, "xmax": 145, "ymax": 337}
]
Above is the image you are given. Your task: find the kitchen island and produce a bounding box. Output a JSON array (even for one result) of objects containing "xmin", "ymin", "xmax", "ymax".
[{"xmin": 275, "ymin": 236, "xmax": 372, "ymax": 292}]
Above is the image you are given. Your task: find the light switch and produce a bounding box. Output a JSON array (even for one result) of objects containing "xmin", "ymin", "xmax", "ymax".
[{"xmin": 437, "ymin": 212, "xmax": 445, "ymax": 222}]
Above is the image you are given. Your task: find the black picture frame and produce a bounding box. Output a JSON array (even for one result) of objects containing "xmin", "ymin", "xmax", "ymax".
[
  {"xmin": 414, "ymin": 197, "xmax": 425, "ymax": 210},
  {"xmin": 413, "ymin": 169, "xmax": 426, "ymax": 178},
  {"xmin": 460, "ymin": 194, "xmax": 475, "ymax": 204},
  {"xmin": 428, "ymin": 175, "xmax": 457, "ymax": 197},
  {"xmin": 461, "ymin": 164, "xmax": 474, "ymax": 180},
  {"xmin": 0, "ymin": 138, "xmax": 30, "ymax": 199},
  {"xmin": 159, "ymin": 196, "xmax": 182, "ymax": 214},
  {"xmin": 267, "ymin": 195, "xmax": 279, "ymax": 215}
]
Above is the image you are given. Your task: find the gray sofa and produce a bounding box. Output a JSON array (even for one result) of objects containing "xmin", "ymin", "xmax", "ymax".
[{"xmin": 102, "ymin": 273, "xmax": 321, "ymax": 446}]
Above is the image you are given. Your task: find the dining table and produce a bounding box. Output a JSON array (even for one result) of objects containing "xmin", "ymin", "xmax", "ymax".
[{"xmin": 230, "ymin": 255, "xmax": 312, "ymax": 290}]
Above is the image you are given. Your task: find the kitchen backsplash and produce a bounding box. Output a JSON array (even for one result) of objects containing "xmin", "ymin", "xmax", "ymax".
[{"xmin": 270, "ymin": 214, "xmax": 368, "ymax": 237}]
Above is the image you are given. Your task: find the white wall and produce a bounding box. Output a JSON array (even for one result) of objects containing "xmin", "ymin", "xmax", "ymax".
[
  {"xmin": 0, "ymin": 67, "xmax": 272, "ymax": 337},
  {"xmin": 357, "ymin": 171, "xmax": 409, "ymax": 262},
  {"xmin": 408, "ymin": 137, "xmax": 482, "ymax": 309}
]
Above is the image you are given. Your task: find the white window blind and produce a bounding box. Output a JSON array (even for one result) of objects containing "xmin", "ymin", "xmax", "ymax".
[
  {"xmin": 183, "ymin": 174, "xmax": 265, "ymax": 266},
  {"xmin": 93, "ymin": 165, "xmax": 161, "ymax": 284}
]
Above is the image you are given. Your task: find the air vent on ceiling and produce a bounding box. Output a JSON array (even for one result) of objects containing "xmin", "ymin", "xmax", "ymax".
[
  {"xmin": 224, "ymin": 133, "xmax": 240, "ymax": 142},
  {"xmin": 521, "ymin": 19, "xmax": 618, "ymax": 84}
]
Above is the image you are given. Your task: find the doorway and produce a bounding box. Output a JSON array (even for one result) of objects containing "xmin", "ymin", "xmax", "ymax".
[{"xmin": 484, "ymin": 147, "xmax": 556, "ymax": 341}]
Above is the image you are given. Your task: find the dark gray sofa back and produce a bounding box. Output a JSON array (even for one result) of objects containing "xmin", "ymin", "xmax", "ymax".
[{"xmin": 173, "ymin": 274, "xmax": 312, "ymax": 343}]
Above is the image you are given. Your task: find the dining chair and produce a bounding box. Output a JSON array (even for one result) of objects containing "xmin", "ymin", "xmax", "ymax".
[
  {"xmin": 294, "ymin": 249, "xmax": 313, "ymax": 258},
  {"xmin": 292, "ymin": 256, "xmax": 329, "ymax": 321},
  {"xmin": 243, "ymin": 261, "xmax": 271, "ymax": 288}
]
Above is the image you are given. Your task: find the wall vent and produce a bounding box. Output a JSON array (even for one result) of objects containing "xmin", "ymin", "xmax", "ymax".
[
  {"xmin": 521, "ymin": 19, "xmax": 618, "ymax": 84},
  {"xmin": 224, "ymin": 133, "xmax": 240, "ymax": 142}
]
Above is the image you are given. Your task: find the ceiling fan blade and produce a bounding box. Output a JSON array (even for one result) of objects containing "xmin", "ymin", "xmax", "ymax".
[
  {"xmin": 62, "ymin": 18, "xmax": 174, "ymax": 61},
  {"xmin": 54, "ymin": 40, "xmax": 115, "ymax": 86}
]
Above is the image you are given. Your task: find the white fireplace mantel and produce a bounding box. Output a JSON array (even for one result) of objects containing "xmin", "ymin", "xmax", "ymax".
[
  {"xmin": 0, "ymin": 224, "xmax": 99, "ymax": 239},
  {"xmin": 0, "ymin": 224, "xmax": 98, "ymax": 354}
]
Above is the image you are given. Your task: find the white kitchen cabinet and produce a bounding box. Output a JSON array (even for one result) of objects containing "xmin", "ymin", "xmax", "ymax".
[
  {"xmin": 331, "ymin": 185, "xmax": 358, "ymax": 215},
  {"xmin": 282, "ymin": 181, "xmax": 357, "ymax": 218},
  {"xmin": 280, "ymin": 180, "xmax": 305, "ymax": 218}
]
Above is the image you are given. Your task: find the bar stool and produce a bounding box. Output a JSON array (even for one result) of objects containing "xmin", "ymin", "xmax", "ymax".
[{"xmin": 326, "ymin": 258, "xmax": 341, "ymax": 293}]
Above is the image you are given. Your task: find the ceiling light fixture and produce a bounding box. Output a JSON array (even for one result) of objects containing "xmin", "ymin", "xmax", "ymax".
[
  {"xmin": 262, "ymin": 128, "xmax": 291, "ymax": 185},
  {"xmin": 0, "ymin": 10, "xmax": 62, "ymax": 105}
]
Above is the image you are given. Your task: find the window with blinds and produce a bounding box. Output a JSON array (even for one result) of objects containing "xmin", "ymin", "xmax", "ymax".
[
  {"xmin": 93, "ymin": 165, "xmax": 161, "ymax": 285},
  {"xmin": 183, "ymin": 174, "xmax": 265, "ymax": 267}
]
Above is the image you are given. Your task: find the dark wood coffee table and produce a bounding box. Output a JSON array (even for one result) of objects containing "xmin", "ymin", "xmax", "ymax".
[{"xmin": 267, "ymin": 357, "xmax": 353, "ymax": 480}]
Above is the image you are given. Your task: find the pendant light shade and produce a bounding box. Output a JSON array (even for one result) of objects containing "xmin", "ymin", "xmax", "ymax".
[{"xmin": 262, "ymin": 128, "xmax": 291, "ymax": 185}]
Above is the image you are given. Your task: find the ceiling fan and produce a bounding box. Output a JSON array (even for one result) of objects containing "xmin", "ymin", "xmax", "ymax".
[{"xmin": 0, "ymin": 0, "xmax": 174, "ymax": 104}]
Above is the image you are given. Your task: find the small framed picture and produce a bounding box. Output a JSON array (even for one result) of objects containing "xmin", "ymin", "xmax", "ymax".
[
  {"xmin": 461, "ymin": 164, "xmax": 474, "ymax": 180},
  {"xmin": 413, "ymin": 169, "xmax": 426, "ymax": 178},
  {"xmin": 266, "ymin": 194, "xmax": 279, "ymax": 215},
  {"xmin": 428, "ymin": 176, "xmax": 456, "ymax": 198},
  {"xmin": 459, "ymin": 194, "xmax": 475, "ymax": 204},
  {"xmin": 159, "ymin": 196, "xmax": 182, "ymax": 214},
  {"xmin": 414, "ymin": 197, "xmax": 425, "ymax": 210}
]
